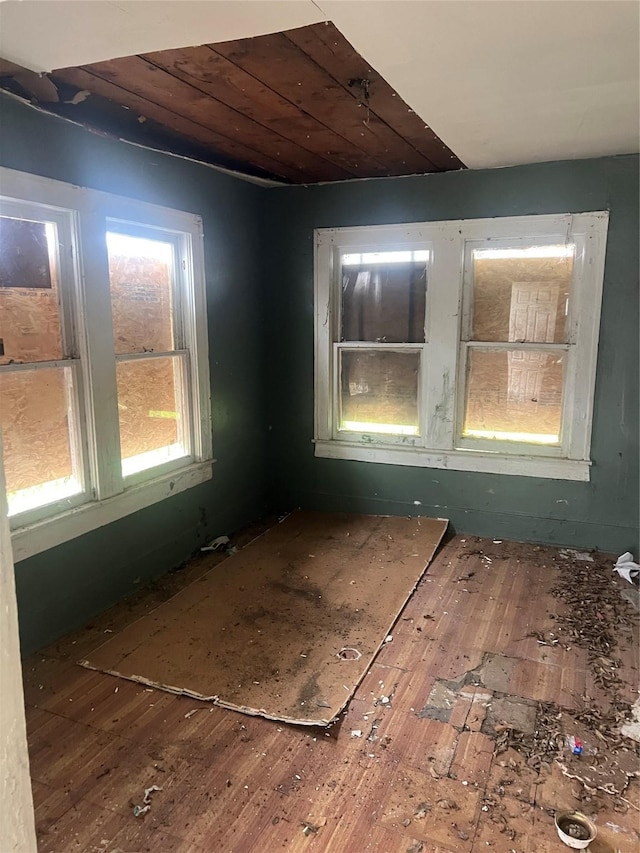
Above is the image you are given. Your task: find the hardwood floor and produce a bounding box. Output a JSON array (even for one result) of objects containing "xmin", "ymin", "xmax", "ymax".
[{"xmin": 23, "ymin": 525, "xmax": 639, "ymax": 852}]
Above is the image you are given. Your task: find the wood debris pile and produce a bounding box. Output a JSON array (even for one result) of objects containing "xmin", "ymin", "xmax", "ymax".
[
  {"xmin": 549, "ymin": 552, "xmax": 636, "ymax": 693},
  {"xmin": 496, "ymin": 551, "xmax": 640, "ymax": 800},
  {"xmin": 493, "ymin": 701, "xmax": 563, "ymax": 770}
]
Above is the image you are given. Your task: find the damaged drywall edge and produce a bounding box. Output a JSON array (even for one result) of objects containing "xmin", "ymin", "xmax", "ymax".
[{"xmin": 0, "ymin": 88, "xmax": 284, "ymax": 188}]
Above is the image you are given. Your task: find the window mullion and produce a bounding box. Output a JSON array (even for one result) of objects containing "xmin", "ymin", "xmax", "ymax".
[
  {"xmin": 424, "ymin": 231, "xmax": 463, "ymax": 450},
  {"xmin": 332, "ymin": 342, "xmax": 342, "ymax": 440},
  {"xmin": 171, "ymin": 235, "xmax": 186, "ymax": 351},
  {"xmin": 57, "ymin": 215, "xmax": 94, "ymax": 499},
  {"xmin": 314, "ymin": 239, "xmax": 334, "ymax": 441},
  {"xmin": 76, "ymin": 210, "xmax": 123, "ymax": 500},
  {"xmin": 565, "ymin": 220, "xmax": 607, "ymax": 460},
  {"xmin": 177, "ymin": 231, "xmax": 211, "ymax": 462}
]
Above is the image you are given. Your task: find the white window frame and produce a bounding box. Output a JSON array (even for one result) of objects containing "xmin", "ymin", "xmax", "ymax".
[
  {"xmin": 0, "ymin": 168, "xmax": 213, "ymax": 561},
  {"xmin": 314, "ymin": 213, "xmax": 609, "ymax": 481}
]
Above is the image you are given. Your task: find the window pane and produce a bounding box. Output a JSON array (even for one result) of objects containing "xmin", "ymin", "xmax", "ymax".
[
  {"xmin": 0, "ymin": 367, "xmax": 82, "ymax": 515},
  {"xmin": 107, "ymin": 232, "xmax": 175, "ymax": 354},
  {"xmin": 340, "ymin": 350, "xmax": 420, "ymax": 435},
  {"xmin": 463, "ymin": 349, "xmax": 565, "ymax": 444},
  {"xmin": 472, "ymin": 245, "xmax": 573, "ymax": 343},
  {"xmin": 0, "ymin": 216, "xmax": 63, "ymax": 363},
  {"xmin": 341, "ymin": 256, "xmax": 426, "ymax": 343},
  {"xmin": 116, "ymin": 356, "xmax": 188, "ymax": 476}
]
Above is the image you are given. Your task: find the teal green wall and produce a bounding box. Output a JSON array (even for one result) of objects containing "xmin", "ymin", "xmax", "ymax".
[
  {"xmin": 0, "ymin": 94, "xmax": 270, "ymax": 654},
  {"xmin": 264, "ymin": 156, "xmax": 639, "ymax": 554},
  {"xmin": 2, "ymin": 93, "xmax": 638, "ymax": 654}
]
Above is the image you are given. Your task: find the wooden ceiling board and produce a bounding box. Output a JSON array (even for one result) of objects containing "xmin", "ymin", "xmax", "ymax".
[
  {"xmin": 2, "ymin": 62, "xmax": 300, "ymax": 182},
  {"xmin": 0, "ymin": 59, "xmax": 23, "ymax": 77},
  {"xmin": 286, "ymin": 23, "xmax": 464, "ymax": 172},
  {"xmin": 1, "ymin": 22, "xmax": 465, "ymax": 183},
  {"xmin": 211, "ymin": 30, "xmax": 443, "ymax": 176},
  {"xmin": 140, "ymin": 45, "xmax": 392, "ymax": 178},
  {"xmin": 49, "ymin": 65, "xmax": 312, "ymax": 183},
  {"xmin": 66, "ymin": 55, "xmax": 351, "ymax": 183}
]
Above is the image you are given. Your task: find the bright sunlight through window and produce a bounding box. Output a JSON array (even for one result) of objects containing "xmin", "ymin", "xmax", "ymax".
[
  {"xmin": 106, "ymin": 231, "xmax": 174, "ymax": 263},
  {"xmin": 474, "ymin": 245, "xmax": 575, "ymax": 260},
  {"xmin": 463, "ymin": 429, "xmax": 560, "ymax": 445},
  {"xmin": 341, "ymin": 250, "xmax": 429, "ymax": 265},
  {"xmin": 341, "ymin": 421, "xmax": 419, "ymax": 436}
]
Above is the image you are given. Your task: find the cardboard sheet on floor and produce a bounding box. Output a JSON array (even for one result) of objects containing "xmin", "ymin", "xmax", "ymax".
[{"xmin": 79, "ymin": 511, "xmax": 448, "ymax": 725}]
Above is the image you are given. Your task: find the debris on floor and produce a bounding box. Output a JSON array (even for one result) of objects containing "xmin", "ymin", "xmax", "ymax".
[
  {"xmin": 483, "ymin": 544, "xmax": 640, "ymax": 821},
  {"xmin": 406, "ymin": 541, "xmax": 640, "ymax": 823},
  {"xmin": 25, "ymin": 530, "xmax": 640, "ymax": 851},
  {"xmin": 132, "ymin": 784, "xmax": 162, "ymax": 818},
  {"xmin": 483, "ymin": 695, "xmax": 537, "ymax": 737},
  {"xmin": 557, "ymin": 735, "xmax": 638, "ymax": 796},
  {"xmin": 200, "ymin": 534, "xmax": 230, "ymax": 552},
  {"xmin": 560, "ymin": 548, "xmax": 595, "ymax": 562},
  {"xmin": 613, "ymin": 551, "xmax": 640, "ymax": 584},
  {"xmin": 337, "ymin": 646, "xmax": 361, "ymax": 661},
  {"xmin": 551, "ymin": 550, "xmax": 637, "ymax": 692},
  {"xmin": 620, "ymin": 697, "xmax": 640, "ymax": 744},
  {"xmin": 417, "ymin": 680, "xmax": 458, "ymax": 722},
  {"xmin": 482, "ymin": 544, "xmax": 640, "ymax": 801},
  {"xmin": 301, "ymin": 817, "xmax": 326, "ymax": 836}
]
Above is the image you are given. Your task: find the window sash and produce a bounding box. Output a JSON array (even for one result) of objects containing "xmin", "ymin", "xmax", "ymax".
[
  {"xmin": 333, "ymin": 343, "xmax": 424, "ymax": 444},
  {"xmin": 106, "ymin": 220, "xmax": 186, "ymax": 353},
  {"xmin": 336, "ymin": 242, "xmax": 432, "ymax": 346},
  {"xmin": 0, "ymin": 359, "xmax": 90, "ymax": 525},
  {"xmin": 115, "ymin": 350, "xmax": 194, "ymax": 485},
  {"xmin": 0, "ymin": 197, "xmax": 91, "ymax": 523},
  {"xmin": 78, "ymin": 218, "xmax": 203, "ymax": 501},
  {"xmin": 0, "ymin": 198, "xmax": 81, "ymax": 362},
  {"xmin": 458, "ymin": 228, "xmax": 597, "ymax": 459},
  {"xmin": 105, "ymin": 220, "xmax": 195, "ymax": 488},
  {"xmin": 454, "ymin": 342, "xmax": 570, "ymax": 458},
  {"xmin": 460, "ymin": 233, "xmax": 588, "ymax": 347}
]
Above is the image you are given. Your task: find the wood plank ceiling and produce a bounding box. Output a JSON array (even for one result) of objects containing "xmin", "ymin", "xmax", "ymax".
[{"xmin": 0, "ymin": 22, "xmax": 464, "ymax": 183}]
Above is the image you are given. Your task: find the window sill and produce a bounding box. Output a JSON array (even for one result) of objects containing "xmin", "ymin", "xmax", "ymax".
[
  {"xmin": 314, "ymin": 440, "xmax": 590, "ymax": 481},
  {"xmin": 11, "ymin": 461, "xmax": 214, "ymax": 562}
]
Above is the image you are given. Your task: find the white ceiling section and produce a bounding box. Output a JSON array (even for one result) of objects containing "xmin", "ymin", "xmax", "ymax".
[
  {"xmin": 0, "ymin": 0, "xmax": 325, "ymax": 71},
  {"xmin": 325, "ymin": 0, "xmax": 640, "ymax": 168},
  {"xmin": 0, "ymin": 0, "xmax": 638, "ymax": 171}
]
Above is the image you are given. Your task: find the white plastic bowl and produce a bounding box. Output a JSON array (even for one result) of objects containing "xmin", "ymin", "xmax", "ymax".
[{"xmin": 555, "ymin": 810, "xmax": 597, "ymax": 849}]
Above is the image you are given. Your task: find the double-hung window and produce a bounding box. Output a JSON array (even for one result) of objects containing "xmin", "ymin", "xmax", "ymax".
[
  {"xmin": 0, "ymin": 168, "xmax": 212, "ymax": 560},
  {"xmin": 314, "ymin": 213, "xmax": 608, "ymax": 480}
]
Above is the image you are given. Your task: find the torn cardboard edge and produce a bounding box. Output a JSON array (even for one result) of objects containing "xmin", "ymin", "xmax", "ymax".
[{"xmin": 78, "ymin": 516, "xmax": 448, "ymax": 727}]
